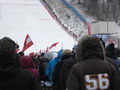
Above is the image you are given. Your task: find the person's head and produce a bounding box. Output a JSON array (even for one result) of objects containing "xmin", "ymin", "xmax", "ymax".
[
  {"xmin": 0, "ymin": 37, "xmax": 16, "ymax": 65},
  {"xmin": 100, "ymin": 38, "xmax": 102, "ymax": 41},
  {"xmin": 40, "ymin": 53, "xmax": 45, "ymax": 57},
  {"xmin": 20, "ymin": 56, "xmax": 34, "ymax": 69},
  {"xmin": 18, "ymin": 52, "xmax": 24, "ymax": 56},
  {"xmin": 99, "ymin": 38, "xmax": 105, "ymax": 48},
  {"xmin": 62, "ymin": 49, "xmax": 72, "ymax": 60},
  {"xmin": 76, "ymin": 35, "xmax": 105, "ymax": 62}
]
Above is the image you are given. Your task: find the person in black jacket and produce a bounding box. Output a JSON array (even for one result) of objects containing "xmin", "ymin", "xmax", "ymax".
[
  {"xmin": 99, "ymin": 39, "xmax": 119, "ymax": 71},
  {"xmin": 52, "ymin": 49, "xmax": 72, "ymax": 90},
  {"xmin": 0, "ymin": 37, "xmax": 39, "ymax": 90},
  {"xmin": 60, "ymin": 56, "xmax": 76, "ymax": 90},
  {"xmin": 66, "ymin": 36, "xmax": 120, "ymax": 90}
]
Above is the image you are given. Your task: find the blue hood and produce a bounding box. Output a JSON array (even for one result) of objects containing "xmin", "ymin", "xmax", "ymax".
[{"xmin": 56, "ymin": 49, "xmax": 63, "ymax": 59}]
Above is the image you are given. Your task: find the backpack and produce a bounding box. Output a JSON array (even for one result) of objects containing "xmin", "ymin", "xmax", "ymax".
[{"xmin": 115, "ymin": 58, "xmax": 120, "ymax": 71}]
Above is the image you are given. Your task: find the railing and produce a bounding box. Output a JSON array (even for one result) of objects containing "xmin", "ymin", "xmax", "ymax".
[
  {"xmin": 59, "ymin": 0, "xmax": 87, "ymax": 24},
  {"xmin": 59, "ymin": 0, "xmax": 91, "ymax": 35},
  {"xmin": 40, "ymin": 0, "xmax": 91, "ymax": 39}
]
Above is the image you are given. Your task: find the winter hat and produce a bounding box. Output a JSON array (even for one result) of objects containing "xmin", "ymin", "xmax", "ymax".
[
  {"xmin": 0, "ymin": 37, "xmax": 16, "ymax": 64},
  {"xmin": 44, "ymin": 52, "xmax": 53, "ymax": 60},
  {"xmin": 20, "ymin": 56, "xmax": 33, "ymax": 68},
  {"xmin": 62, "ymin": 49, "xmax": 72, "ymax": 56},
  {"xmin": 76, "ymin": 35, "xmax": 105, "ymax": 62},
  {"xmin": 0, "ymin": 37, "xmax": 16, "ymax": 55}
]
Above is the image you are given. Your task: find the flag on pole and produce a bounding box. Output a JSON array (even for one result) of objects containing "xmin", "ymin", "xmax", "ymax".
[
  {"xmin": 39, "ymin": 49, "xmax": 42, "ymax": 55},
  {"xmin": 16, "ymin": 48, "xmax": 20, "ymax": 53},
  {"xmin": 29, "ymin": 52, "xmax": 35, "ymax": 57},
  {"xmin": 45, "ymin": 46, "xmax": 49, "ymax": 53},
  {"xmin": 22, "ymin": 34, "xmax": 33, "ymax": 52},
  {"xmin": 49, "ymin": 42, "xmax": 59, "ymax": 49},
  {"xmin": 87, "ymin": 23, "xmax": 91, "ymax": 35}
]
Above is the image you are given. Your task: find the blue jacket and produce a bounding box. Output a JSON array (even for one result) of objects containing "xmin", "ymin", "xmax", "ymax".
[{"xmin": 45, "ymin": 49, "xmax": 62, "ymax": 81}]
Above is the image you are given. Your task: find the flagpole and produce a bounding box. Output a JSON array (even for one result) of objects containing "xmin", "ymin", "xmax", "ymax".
[
  {"xmin": 27, "ymin": 34, "xmax": 38, "ymax": 53},
  {"xmin": 61, "ymin": 41, "xmax": 63, "ymax": 49},
  {"xmin": 51, "ymin": 47, "xmax": 54, "ymax": 52}
]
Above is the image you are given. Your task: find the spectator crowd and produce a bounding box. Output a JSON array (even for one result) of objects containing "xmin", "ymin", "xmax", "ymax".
[{"xmin": 0, "ymin": 36, "xmax": 120, "ymax": 90}]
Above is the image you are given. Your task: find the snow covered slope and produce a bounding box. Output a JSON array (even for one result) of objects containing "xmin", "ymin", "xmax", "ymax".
[{"xmin": 0, "ymin": 0, "xmax": 75, "ymax": 54}]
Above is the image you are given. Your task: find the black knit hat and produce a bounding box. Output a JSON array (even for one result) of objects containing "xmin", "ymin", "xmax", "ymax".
[
  {"xmin": 0, "ymin": 37, "xmax": 16, "ymax": 55},
  {"xmin": 62, "ymin": 49, "xmax": 72, "ymax": 56}
]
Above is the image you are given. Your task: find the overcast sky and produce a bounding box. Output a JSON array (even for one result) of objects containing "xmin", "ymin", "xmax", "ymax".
[{"xmin": 0, "ymin": 0, "xmax": 75, "ymax": 55}]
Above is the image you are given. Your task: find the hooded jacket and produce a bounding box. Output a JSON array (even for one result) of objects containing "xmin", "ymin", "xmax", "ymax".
[
  {"xmin": 106, "ymin": 43, "xmax": 116, "ymax": 60},
  {"xmin": 60, "ymin": 57, "xmax": 76, "ymax": 90},
  {"xmin": 52, "ymin": 49, "xmax": 72, "ymax": 90},
  {"xmin": 20, "ymin": 56, "xmax": 39, "ymax": 80},
  {"xmin": 66, "ymin": 36, "xmax": 120, "ymax": 90},
  {"xmin": 0, "ymin": 37, "xmax": 39, "ymax": 90},
  {"xmin": 45, "ymin": 49, "xmax": 62, "ymax": 81}
]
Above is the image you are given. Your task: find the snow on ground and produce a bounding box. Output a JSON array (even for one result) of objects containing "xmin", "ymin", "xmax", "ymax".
[{"xmin": 0, "ymin": 0, "xmax": 75, "ymax": 55}]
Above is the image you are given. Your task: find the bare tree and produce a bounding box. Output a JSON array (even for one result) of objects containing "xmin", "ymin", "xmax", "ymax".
[{"xmin": 78, "ymin": 0, "xmax": 120, "ymax": 22}]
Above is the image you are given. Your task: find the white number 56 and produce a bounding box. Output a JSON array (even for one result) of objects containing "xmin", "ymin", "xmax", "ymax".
[{"xmin": 84, "ymin": 74, "xmax": 109, "ymax": 90}]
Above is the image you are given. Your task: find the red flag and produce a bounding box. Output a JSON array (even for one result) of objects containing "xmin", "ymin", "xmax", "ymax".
[
  {"xmin": 29, "ymin": 52, "xmax": 35, "ymax": 56},
  {"xmin": 39, "ymin": 49, "xmax": 42, "ymax": 55},
  {"xmin": 16, "ymin": 48, "xmax": 20, "ymax": 53},
  {"xmin": 87, "ymin": 23, "xmax": 91, "ymax": 35},
  {"xmin": 45, "ymin": 46, "xmax": 49, "ymax": 53},
  {"xmin": 49, "ymin": 42, "xmax": 59, "ymax": 49},
  {"xmin": 22, "ymin": 34, "xmax": 33, "ymax": 52}
]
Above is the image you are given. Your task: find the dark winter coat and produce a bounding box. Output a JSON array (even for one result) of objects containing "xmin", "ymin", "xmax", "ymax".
[
  {"xmin": 106, "ymin": 43, "xmax": 116, "ymax": 60},
  {"xmin": 52, "ymin": 61, "xmax": 63, "ymax": 90},
  {"xmin": 52, "ymin": 52, "xmax": 73, "ymax": 90},
  {"xmin": 66, "ymin": 36, "xmax": 120, "ymax": 90},
  {"xmin": 0, "ymin": 37, "xmax": 39, "ymax": 90},
  {"xmin": 0, "ymin": 64, "xmax": 39, "ymax": 90},
  {"xmin": 106, "ymin": 56, "xmax": 118, "ymax": 71},
  {"xmin": 38, "ymin": 57, "xmax": 49, "ymax": 81},
  {"xmin": 60, "ymin": 57, "xmax": 76, "ymax": 90}
]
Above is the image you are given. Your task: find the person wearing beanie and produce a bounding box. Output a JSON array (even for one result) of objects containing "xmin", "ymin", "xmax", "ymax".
[
  {"xmin": 0, "ymin": 37, "xmax": 39, "ymax": 90},
  {"xmin": 59, "ymin": 49, "xmax": 76, "ymax": 90},
  {"xmin": 45, "ymin": 49, "xmax": 63, "ymax": 82},
  {"xmin": 100, "ymin": 41, "xmax": 119, "ymax": 71},
  {"xmin": 66, "ymin": 36, "xmax": 120, "ymax": 90},
  {"xmin": 61, "ymin": 49, "xmax": 72, "ymax": 60},
  {"xmin": 52, "ymin": 49, "xmax": 72, "ymax": 90}
]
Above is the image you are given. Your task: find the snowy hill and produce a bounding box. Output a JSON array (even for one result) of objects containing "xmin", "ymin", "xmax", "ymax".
[{"xmin": 0, "ymin": 0, "xmax": 75, "ymax": 54}]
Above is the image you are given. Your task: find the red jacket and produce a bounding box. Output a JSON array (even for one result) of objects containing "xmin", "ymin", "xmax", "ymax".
[{"xmin": 20, "ymin": 56, "xmax": 39, "ymax": 80}]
